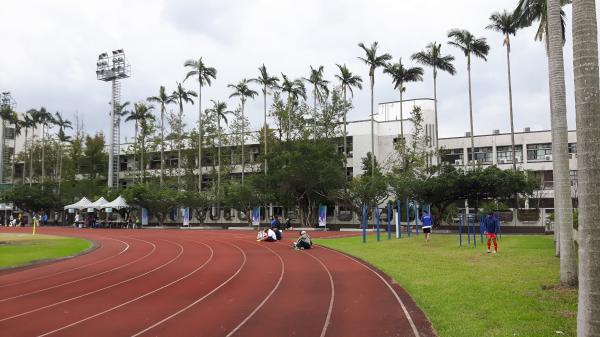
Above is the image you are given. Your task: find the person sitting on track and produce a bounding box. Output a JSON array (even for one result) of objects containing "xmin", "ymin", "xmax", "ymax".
[
  {"xmin": 293, "ymin": 230, "xmax": 312, "ymax": 250},
  {"xmin": 257, "ymin": 228, "xmax": 278, "ymax": 242}
]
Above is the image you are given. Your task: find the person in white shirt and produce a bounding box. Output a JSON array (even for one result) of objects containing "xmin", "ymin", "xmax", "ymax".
[{"xmin": 257, "ymin": 228, "xmax": 277, "ymax": 242}]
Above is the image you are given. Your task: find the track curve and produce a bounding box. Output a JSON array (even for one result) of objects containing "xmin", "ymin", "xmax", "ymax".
[{"xmin": 0, "ymin": 227, "xmax": 436, "ymax": 337}]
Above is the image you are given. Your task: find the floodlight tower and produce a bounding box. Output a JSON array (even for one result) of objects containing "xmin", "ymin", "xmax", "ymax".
[
  {"xmin": 0, "ymin": 92, "xmax": 16, "ymax": 185},
  {"xmin": 96, "ymin": 49, "xmax": 130, "ymax": 188}
]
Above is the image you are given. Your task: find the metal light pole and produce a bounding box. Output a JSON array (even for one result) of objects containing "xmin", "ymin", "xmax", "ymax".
[{"xmin": 96, "ymin": 50, "xmax": 130, "ymax": 188}]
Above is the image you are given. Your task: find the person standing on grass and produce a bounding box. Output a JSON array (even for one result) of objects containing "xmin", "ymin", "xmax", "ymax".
[
  {"xmin": 483, "ymin": 211, "xmax": 499, "ymax": 254},
  {"xmin": 421, "ymin": 210, "xmax": 433, "ymax": 242}
]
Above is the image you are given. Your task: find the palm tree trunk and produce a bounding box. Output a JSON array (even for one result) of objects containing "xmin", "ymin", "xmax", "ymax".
[
  {"xmin": 29, "ymin": 130, "xmax": 33, "ymax": 186},
  {"xmin": 547, "ymin": 0, "xmax": 577, "ymax": 287},
  {"xmin": 506, "ymin": 38, "xmax": 520, "ymax": 226},
  {"xmin": 399, "ymin": 85, "xmax": 404, "ymax": 138},
  {"xmin": 160, "ymin": 107, "xmax": 164, "ymax": 188},
  {"xmin": 433, "ymin": 66, "xmax": 440, "ymax": 163},
  {"xmin": 23, "ymin": 128, "xmax": 27, "ymax": 185},
  {"xmin": 217, "ymin": 116, "xmax": 221, "ymax": 200},
  {"xmin": 313, "ymin": 86, "xmax": 318, "ymax": 141},
  {"xmin": 263, "ymin": 86, "xmax": 268, "ymax": 176},
  {"xmin": 58, "ymin": 143, "xmax": 63, "ymax": 194},
  {"xmin": 370, "ymin": 75, "xmax": 375, "ymax": 177},
  {"xmin": 177, "ymin": 108, "xmax": 182, "ymax": 190},
  {"xmin": 141, "ymin": 133, "xmax": 145, "ymax": 184},
  {"xmin": 133, "ymin": 123, "xmax": 138, "ymax": 184},
  {"xmin": 41, "ymin": 124, "xmax": 45, "ymax": 186},
  {"xmin": 241, "ymin": 99, "xmax": 245, "ymax": 185},
  {"xmin": 12, "ymin": 134, "xmax": 17, "ymax": 184},
  {"xmin": 342, "ymin": 86, "xmax": 348, "ymax": 173},
  {"xmin": 467, "ymin": 57, "xmax": 476, "ymax": 171},
  {"xmin": 572, "ymin": 0, "xmax": 600, "ymax": 332},
  {"xmin": 198, "ymin": 83, "xmax": 202, "ymax": 192}
]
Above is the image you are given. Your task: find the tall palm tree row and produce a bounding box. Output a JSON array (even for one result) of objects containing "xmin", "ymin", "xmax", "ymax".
[
  {"xmin": 335, "ymin": 64, "xmax": 363, "ymax": 171},
  {"xmin": 303, "ymin": 65, "xmax": 329, "ymax": 139},
  {"xmin": 447, "ymin": 29, "xmax": 490, "ymax": 170},
  {"xmin": 411, "ymin": 42, "xmax": 456, "ymax": 159},
  {"xmin": 228, "ymin": 79, "xmax": 258, "ymax": 184},
  {"xmin": 170, "ymin": 82, "xmax": 197, "ymax": 190},
  {"xmin": 250, "ymin": 65, "xmax": 279, "ymax": 176},
  {"xmin": 125, "ymin": 103, "xmax": 155, "ymax": 184},
  {"xmin": 9, "ymin": 112, "xmax": 23, "ymax": 184},
  {"xmin": 358, "ymin": 41, "xmax": 392, "ymax": 176},
  {"xmin": 383, "ymin": 58, "xmax": 424, "ymax": 139},
  {"xmin": 184, "ymin": 57, "xmax": 217, "ymax": 192},
  {"xmin": 571, "ymin": 0, "xmax": 600, "ymax": 333},
  {"xmin": 147, "ymin": 86, "xmax": 175, "ymax": 187},
  {"xmin": 280, "ymin": 74, "xmax": 307, "ymax": 140},
  {"xmin": 23, "ymin": 110, "xmax": 37, "ymax": 186},
  {"xmin": 487, "ymin": 10, "xmax": 521, "ymax": 172},
  {"xmin": 37, "ymin": 107, "xmax": 54, "ymax": 186}
]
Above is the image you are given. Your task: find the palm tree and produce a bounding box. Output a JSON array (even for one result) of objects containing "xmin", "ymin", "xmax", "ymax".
[
  {"xmin": 518, "ymin": 0, "xmax": 576, "ymax": 286},
  {"xmin": 250, "ymin": 64, "xmax": 279, "ymax": 176},
  {"xmin": 147, "ymin": 86, "xmax": 175, "ymax": 187},
  {"xmin": 184, "ymin": 57, "xmax": 217, "ymax": 192},
  {"xmin": 170, "ymin": 82, "xmax": 197, "ymax": 190},
  {"xmin": 447, "ymin": 29, "xmax": 490, "ymax": 170},
  {"xmin": 487, "ymin": 10, "xmax": 521, "ymax": 172},
  {"xmin": 53, "ymin": 111, "xmax": 72, "ymax": 192},
  {"xmin": 572, "ymin": 0, "xmax": 600, "ymax": 332},
  {"xmin": 383, "ymin": 58, "xmax": 424, "ymax": 139},
  {"xmin": 280, "ymin": 74, "xmax": 307, "ymax": 140},
  {"xmin": 22, "ymin": 111, "xmax": 36, "ymax": 186},
  {"xmin": 36, "ymin": 107, "xmax": 54, "ymax": 186},
  {"xmin": 411, "ymin": 42, "xmax": 456, "ymax": 160},
  {"xmin": 206, "ymin": 100, "xmax": 232, "ymax": 199},
  {"xmin": 303, "ymin": 65, "xmax": 329, "ymax": 139},
  {"xmin": 358, "ymin": 41, "xmax": 392, "ymax": 176},
  {"xmin": 125, "ymin": 103, "xmax": 155, "ymax": 184},
  {"xmin": 228, "ymin": 79, "xmax": 258, "ymax": 184},
  {"xmin": 9, "ymin": 112, "xmax": 22, "ymax": 184},
  {"xmin": 335, "ymin": 64, "xmax": 363, "ymax": 171}
]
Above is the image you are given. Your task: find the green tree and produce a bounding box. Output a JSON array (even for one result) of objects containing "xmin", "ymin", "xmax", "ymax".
[
  {"xmin": 82, "ymin": 133, "xmax": 107, "ymax": 179},
  {"xmin": 383, "ymin": 58, "xmax": 424, "ymax": 139},
  {"xmin": 184, "ymin": 57, "xmax": 217, "ymax": 192},
  {"xmin": 170, "ymin": 82, "xmax": 197, "ymax": 190},
  {"xmin": 228, "ymin": 79, "xmax": 258, "ymax": 185},
  {"xmin": 206, "ymin": 100, "xmax": 232, "ymax": 200},
  {"xmin": 122, "ymin": 184, "xmax": 179, "ymax": 226},
  {"xmin": 280, "ymin": 74, "xmax": 307, "ymax": 140},
  {"xmin": 126, "ymin": 103, "xmax": 155, "ymax": 184},
  {"xmin": 571, "ymin": 0, "xmax": 600, "ymax": 332},
  {"xmin": 447, "ymin": 29, "xmax": 490, "ymax": 170},
  {"xmin": 339, "ymin": 154, "xmax": 387, "ymax": 221},
  {"xmin": 250, "ymin": 64, "xmax": 280, "ymax": 176},
  {"xmin": 303, "ymin": 65, "xmax": 329, "ymax": 139},
  {"xmin": 411, "ymin": 42, "xmax": 456, "ymax": 158},
  {"xmin": 53, "ymin": 111, "xmax": 72, "ymax": 193}
]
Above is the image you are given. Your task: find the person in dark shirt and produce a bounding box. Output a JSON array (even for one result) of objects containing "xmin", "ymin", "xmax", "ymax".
[{"xmin": 483, "ymin": 212, "xmax": 499, "ymax": 254}]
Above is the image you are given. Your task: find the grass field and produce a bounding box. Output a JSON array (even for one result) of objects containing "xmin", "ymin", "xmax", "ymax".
[
  {"xmin": 0, "ymin": 233, "xmax": 92, "ymax": 269},
  {"xmin": 318, "ymin": 234, "xmax": 577, "ymax": 337}
]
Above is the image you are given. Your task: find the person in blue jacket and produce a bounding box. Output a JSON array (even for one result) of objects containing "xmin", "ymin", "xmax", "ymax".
[
  {"xmin": 421, "ymin": 210, "xmax": 433, "ymax": 242},
  {"xmin": 483, "ymin": 212, "xmax": 499, "ymax": 254}
]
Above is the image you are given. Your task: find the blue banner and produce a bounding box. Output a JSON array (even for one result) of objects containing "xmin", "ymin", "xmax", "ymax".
[
  {"xmin": 141, "ymin": 208, "xmax": 148, "ymax": 226},
  {"xmin": 251, "ymin": 207, "xmax": 260, "ymax": 226},
  {"xmin": 183, "ymin": 207, "xmax": 190, "ymax": 227},
  {"xmin": 318, "ymin": 205, "xmax": 327, "ymax": 227}
]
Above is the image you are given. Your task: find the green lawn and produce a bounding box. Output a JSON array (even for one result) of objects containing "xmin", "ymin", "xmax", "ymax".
[
  {"xmin": 318, "ymin": 234, "xmax": 577, "ymax": 337},
  {"xmin": 0, "ymin": 233, "xmax": 92, "ymax": 269}
]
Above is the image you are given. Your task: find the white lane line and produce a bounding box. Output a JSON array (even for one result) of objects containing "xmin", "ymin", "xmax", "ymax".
[
  {"xmin": 318, "ymin": 245, "xmax": 421, "ymax": 337},
  {"xmin": 304, "ymin": 250, "xmax": 335, "ymax": 337},
  {"xmin": 0, "ymin": 237, "xmax": 129, "ymax": 289},
  {"xmin": 36, "ymin": 240, "xmax": 215, "ymax": 337},
  {"xmin": 225, "ymin": 241, "xmax": 285, "ymax": 337},
  {"xmin": 130, "ymin": 241, "xmax": 248, "ymax": 337},
  {"xmin": 0, "ymin": 237, "xmax": 155, "ymax": 304},
  {"xmin": 0, "ymin": 239, "xmax": 179, "ymax": 323}
]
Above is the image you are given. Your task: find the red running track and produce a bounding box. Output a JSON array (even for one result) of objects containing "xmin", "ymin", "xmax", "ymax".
[{"xmin": 0, "ymin": 227, "xmax": 436, "ymax": 337}]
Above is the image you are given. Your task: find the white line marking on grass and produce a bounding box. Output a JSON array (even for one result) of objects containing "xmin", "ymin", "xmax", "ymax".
[
  {"xmin": 304, "ymin": 250, "xmax": 335, "ymax": 337},
  {"xmin": 225, "ymin": 241, "xmax": 285, "ymax": 337},
  {"xmin": 318, "ymin": 245, "xmax": 421, "ymax": 337},
  {"xmin": 35, "ymin": 240, "xmax": 215, "ymax": 337},
  {"xmin": 0, "ymin": 237, "xmax": 129, "ymax": 288},
  {"xmin": 130, "ymin": 241, "xmax": 247, "ymax": 337}
]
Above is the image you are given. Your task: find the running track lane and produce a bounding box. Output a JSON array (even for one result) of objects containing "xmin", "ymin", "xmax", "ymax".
[{"xmin": 0, "ymin": 227, "xmax": 437, "ymax": 337}]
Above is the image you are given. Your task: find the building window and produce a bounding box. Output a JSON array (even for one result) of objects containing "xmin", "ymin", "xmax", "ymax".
[
  {"xmin": 496, "ymin": 145, "xmax": 523, "ymax": 164},
  {"xmin": 441, "ymin": 148, "xmax": 464, "ymax": 165},
  {"xmin": 568, "ymin": 143, "xmax": 577, "ymax": 158},
  {"xmin": 527, "ymin": 143, "xmax": 552, "ymax": 161},
  {"xmin": 346, "ymin": 167, "xmax": 353, "ymax": 181},
  {"xmin": 4, "ymin": 128, "xmax": 15, "ymax": 140},
  {"xmin": 570, "ymin": 170, "xmax": 578, "ymax": 187},
  {"xmin": 338, "ymin": 137, "xmax": 353, "ymax": 158},
  {"xmin": 467, "ymin": 147, "xmax": 493, "ymax": 164}
]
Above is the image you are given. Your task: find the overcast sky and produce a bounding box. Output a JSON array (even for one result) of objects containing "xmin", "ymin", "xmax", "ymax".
[{"xmin": 0, "ymin": 0, "xmax": 593, "ymax": 141}]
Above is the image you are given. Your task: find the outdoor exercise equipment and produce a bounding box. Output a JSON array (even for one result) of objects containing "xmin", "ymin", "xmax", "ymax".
[
  {"xmin": 387, "ymin": 203, "xmax": 392, "ymax": 240},
  {"xmin": 362, "ymin": 204, "xmax": 367, "ymax": 243}
]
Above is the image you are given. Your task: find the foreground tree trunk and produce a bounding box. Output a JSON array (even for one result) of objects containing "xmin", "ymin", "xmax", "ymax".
[
  {"xmin": 547, "ymin": 0, "xmax": 577, "ymax": 286},
  {"xmin": 572, "ymin": 0, "xmax": 600, "ymax": 334}
]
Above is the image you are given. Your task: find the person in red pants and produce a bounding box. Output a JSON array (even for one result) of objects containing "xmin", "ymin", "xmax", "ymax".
[{"xmin": 483, "ymin": 212, "xmax": 499, "ymax": 254}]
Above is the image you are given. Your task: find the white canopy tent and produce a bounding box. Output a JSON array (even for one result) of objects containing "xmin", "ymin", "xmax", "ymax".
[
  {"xmin": 64, "ymin": 197, "xmax": 92, "ymax": 210},
  {"xmin": 103, "ymin": 196, "xmax": 129, "ymax": 210},
  {"xmin": 90, "ymin": 197, "xmax": 109, "ymax": 209}
]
